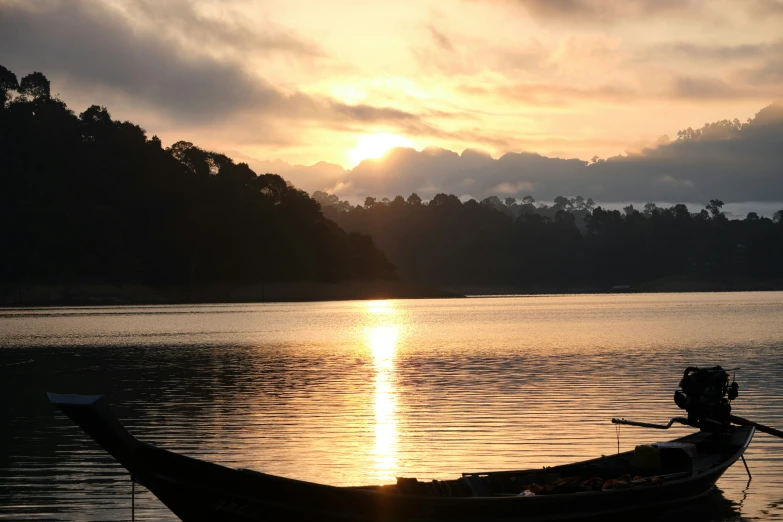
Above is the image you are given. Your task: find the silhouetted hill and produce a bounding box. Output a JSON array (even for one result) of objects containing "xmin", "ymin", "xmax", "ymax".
[{"xmin": 0, "ymin": 66, "xmax": 397, "ymax": 296}]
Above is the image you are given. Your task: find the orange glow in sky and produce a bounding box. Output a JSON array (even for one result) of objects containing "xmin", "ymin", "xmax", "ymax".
[
  {"xmin": 350, "ymin": 134, "xmax": 416, "ymax": 167},
  {"xmin": 8, "ymin": 0, "xmax": 780, "ymax": 202}
]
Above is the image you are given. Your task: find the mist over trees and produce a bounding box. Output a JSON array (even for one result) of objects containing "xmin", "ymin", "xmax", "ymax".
[
  {"xmin": 0, "ymin": 67, "xmax": 395, "ymax": 287},
  {"xmin": 314, "ymin": 191, "xmax": 783, "ymax": 291},
  {"xmin": 289, "ymin": 103, "xmax": 783, "ymax": 206}
]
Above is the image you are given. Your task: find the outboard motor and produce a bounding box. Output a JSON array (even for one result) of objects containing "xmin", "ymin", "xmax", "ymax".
[
  {"xmin": 615, "ymin": 366, "xmax": 783, "ymax": 438},
  {"xmin": 673, "ymin": 366, "xmax": 739, "ymax": 430}
]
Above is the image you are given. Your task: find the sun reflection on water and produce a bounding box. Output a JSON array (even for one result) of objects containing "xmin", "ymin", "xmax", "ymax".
[{"xmin": 365, "ymin": 301, "xmax": 399, "ymax": 483}]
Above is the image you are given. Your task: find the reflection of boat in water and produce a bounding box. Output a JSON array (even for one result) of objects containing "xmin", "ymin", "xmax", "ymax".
[
  {"xmin": 49, "ymin": 365, "xmax": 772, "ymax": 521},
  {"xmin": 658, "ymin": 487, "xmax": 744, "ymax": 522}
]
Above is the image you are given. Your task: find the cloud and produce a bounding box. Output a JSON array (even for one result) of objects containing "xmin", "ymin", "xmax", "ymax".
[
  {"xmin": 411, "ymin": 23, "xmax": 551, "ymax": 77},
  {"xmin": 492, "ymin": 82, "xmax": 636, "ymax": 106},
  {"xmin": 655, "ymin": 175, "xmax": 694, "ymax": 188},
  {"xmin": 507, "ymin": 0, "xmax": 697, "ymax": 23},
  {"xmin": 0, "ymin": 1, "xmax": 291, "ymax": 122},
  {"xmin": 649, "ymin": 41, "xmax": 783, "ymax": 62},
  {"xmin": 671, "ymin": 76, "xmax": 748, "ymax": 100},
  {"xmin": 490, "ymin": 181, "xmax": 537, "ymax": 194},
  {"xmin": 745, "ymin": 57, "xmax": 783, "ymax": 84},
  {"xmin": 331, "ymin": 103, "xmax": 419, "ymax": 122},
  {"xmin": 0, "ymin": 0, "xmax": 430, "ymax": 129},
  {"xmin": 287, "ymin": 103, "xmax": 783, "ymax": 205},
  {"xmin": 426, "ymin": 24, "xmax": 455, "ymax": 52},
  {"xmin": 463, "ymin": 72, "xmax": 779, "ymax": 107},
  {"xmin": 751, "ymin": 0, "xmax": 783, "ymax": 16},
  {"xmin": 129, "ymin": 0, "xmax": 326, "ymax": 59}
]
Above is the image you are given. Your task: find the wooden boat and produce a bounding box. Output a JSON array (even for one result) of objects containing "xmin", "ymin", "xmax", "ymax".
[{"xmin": 48, "ymin": 392, "xmax": 755, "ymax": 522}]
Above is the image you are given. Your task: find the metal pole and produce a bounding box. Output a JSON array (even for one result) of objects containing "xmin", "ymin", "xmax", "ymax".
[
  {"xmin": 740, "ymin": 455, "xmax": 752, "ymax": 481},
  {"xmin": 730, "ymin": 415, "xmax": 783, "ymax": 439},
  {"xmin": 611, "ymin": 417, "xmax": 692, "ymax": 430}
]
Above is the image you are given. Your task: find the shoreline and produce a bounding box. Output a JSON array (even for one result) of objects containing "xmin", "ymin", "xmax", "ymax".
[
  {"xmin": 442, "ymin": 277, "xmax": 783, "ymax": 298},
  {"xmin": 0, "ymin": 280, "xmax": 462, "ymax": 307},
  {"xmin": 2, "ymin": 277, "xmax": 782, "ymax": 307}
]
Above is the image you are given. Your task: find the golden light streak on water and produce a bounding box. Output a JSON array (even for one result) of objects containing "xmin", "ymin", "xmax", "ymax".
[{"xmin": 366, "ymin": 302, "xmax": 400, "ymax": 483}]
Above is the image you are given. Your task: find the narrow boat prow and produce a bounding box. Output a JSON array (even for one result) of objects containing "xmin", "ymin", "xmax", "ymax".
[
  {"xmin": 47, "ymin": 393, "xmax": 139, "ymax": 470},
  {"xmin": 48, "ymin": 367, "xmax": 779, "ymax": 522}
]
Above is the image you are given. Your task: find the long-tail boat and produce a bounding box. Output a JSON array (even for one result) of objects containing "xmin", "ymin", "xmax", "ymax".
[{"xmin": 49, "ymin": 366, "xmax": 781, "ymax": 521}]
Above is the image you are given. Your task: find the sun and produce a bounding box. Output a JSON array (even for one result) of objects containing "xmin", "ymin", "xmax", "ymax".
[{"xmin": 349, "ymin": 134, "xmax": 414, "ymax": 167}]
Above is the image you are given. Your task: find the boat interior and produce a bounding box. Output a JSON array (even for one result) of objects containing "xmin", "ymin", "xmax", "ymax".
[{"xmin": 353, "ymin": 427, "xmax": 750, "ymax": 498}]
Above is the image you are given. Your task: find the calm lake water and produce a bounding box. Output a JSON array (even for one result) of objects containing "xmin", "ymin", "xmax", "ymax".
[{"xmin": 1, "ymin": 292, "xmax": 782, "ymax": 521}]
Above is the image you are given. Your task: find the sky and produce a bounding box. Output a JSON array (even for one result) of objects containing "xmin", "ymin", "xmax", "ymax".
[{"xmin": 1, "ymin": 0, "xmax": 782, "ymax": 207}]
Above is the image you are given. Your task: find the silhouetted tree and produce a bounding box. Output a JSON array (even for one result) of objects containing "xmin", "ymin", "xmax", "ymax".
[
  {"xmin": 19, "ymin": 72, "xmax": 50, "ymax": 100},
  {"xmin": 0, "ymin": 65, "xmax": 18, "ymax": 108},
  {"xmin": 707, "ymin": 199, "xmax": 725, "ymax": 219},
  {"xmin": 431, "ymin": 193, "xmax": 462, "ymax": 208},
  {"xmin": 553, "ymin": 196, "xmax": 571, "ymax": 211}
]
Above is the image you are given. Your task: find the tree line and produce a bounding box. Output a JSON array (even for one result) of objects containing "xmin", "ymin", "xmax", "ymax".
[
  {"xmin": 0, "ymin": 66, "xmax": 395, "ymax": 286},
  {"xmin": 314, "ymin": 191, "xmax": 783, "ymax": 291},
  {"xmin": 4, "ymin": 64, "xmax": 781, "ymax": 293}
]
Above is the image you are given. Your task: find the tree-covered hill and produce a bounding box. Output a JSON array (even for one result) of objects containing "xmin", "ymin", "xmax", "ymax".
[
  {"xmin": 0, "ymin": 66, "xmax": 395, "ymax": 287},
  {"xmin": 315, "ymin": 191, "xmax": 783, "ymax": 292}
]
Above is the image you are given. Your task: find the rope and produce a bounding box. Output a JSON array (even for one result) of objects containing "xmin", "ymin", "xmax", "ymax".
[{"xmin": 131, "ymin": 475, "xmax": 135, "ymax": 522}]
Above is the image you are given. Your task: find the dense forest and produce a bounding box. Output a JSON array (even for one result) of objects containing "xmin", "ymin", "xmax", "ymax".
[
  {"xmin": 314, "ymin": 191, "xmax": 783, "ymax": 292},
  {"xmin": 0, "ymin": 66, "xmax": 395, "ymax": 287}
]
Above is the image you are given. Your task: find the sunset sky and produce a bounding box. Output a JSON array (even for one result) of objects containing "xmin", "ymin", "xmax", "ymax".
[{"xmin": 2, "ymin": 0, "xmax": 782, "ymax": 207}]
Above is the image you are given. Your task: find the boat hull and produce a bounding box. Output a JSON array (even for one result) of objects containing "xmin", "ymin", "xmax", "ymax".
[
  {"xmin": 137, "ymin": 447, "xmax": 735, "ymax": 522},
  {"xmin": 47, "ymin": 393, "xmax": 754, "ymax": 522}
]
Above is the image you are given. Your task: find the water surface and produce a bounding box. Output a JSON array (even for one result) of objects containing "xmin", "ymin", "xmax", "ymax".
[{"xmin": 1, "ymin": 292, "xmax": 782, "ymax": 520}]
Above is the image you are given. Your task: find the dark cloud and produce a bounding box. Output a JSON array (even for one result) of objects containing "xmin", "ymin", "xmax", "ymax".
[
  {"xmin": 427, "ymin": 25, "xmax": 455, "ymax": 52},
  {"xmin": 751, "ymin": 0, "xmax": 783, "ymax": 15},
  {"xmin": 671, "ymin": 76, "xmax": 748, "ymax": 100},
  {"xmin": 289, "ymin": 103, "xmax": 783, "ymax": 205},
  {"xmin": 641, "ymin": 41, "xmax": 783, "ymax": 95},
  {"xmin": 130, "ymin": 0, "xmax": 326, "ymax": 58},
  {"xmin": 508, "ymin": 0, "xmax": 696, "ymax": 23},
  {"xmin": 331, "ymin": 103, "xmax": 419, "ymax": 122},
  {"xmin": 0, "ymin": 0, "xmax": 428, "ymax": 129},
  {"xmin": 746, "ymin": 57, "xmax": 783, "ymax": 84},
  {"xmin": 0, "ymin": 1, "xmax": 291, "ymax": 122},
  {"xmin": 462, "ymin": 74, "xmax": 778, "ymax": 107},
  {"xmin": 649, "ymin": 41, "xmax": 783, "ymax": 62}
]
